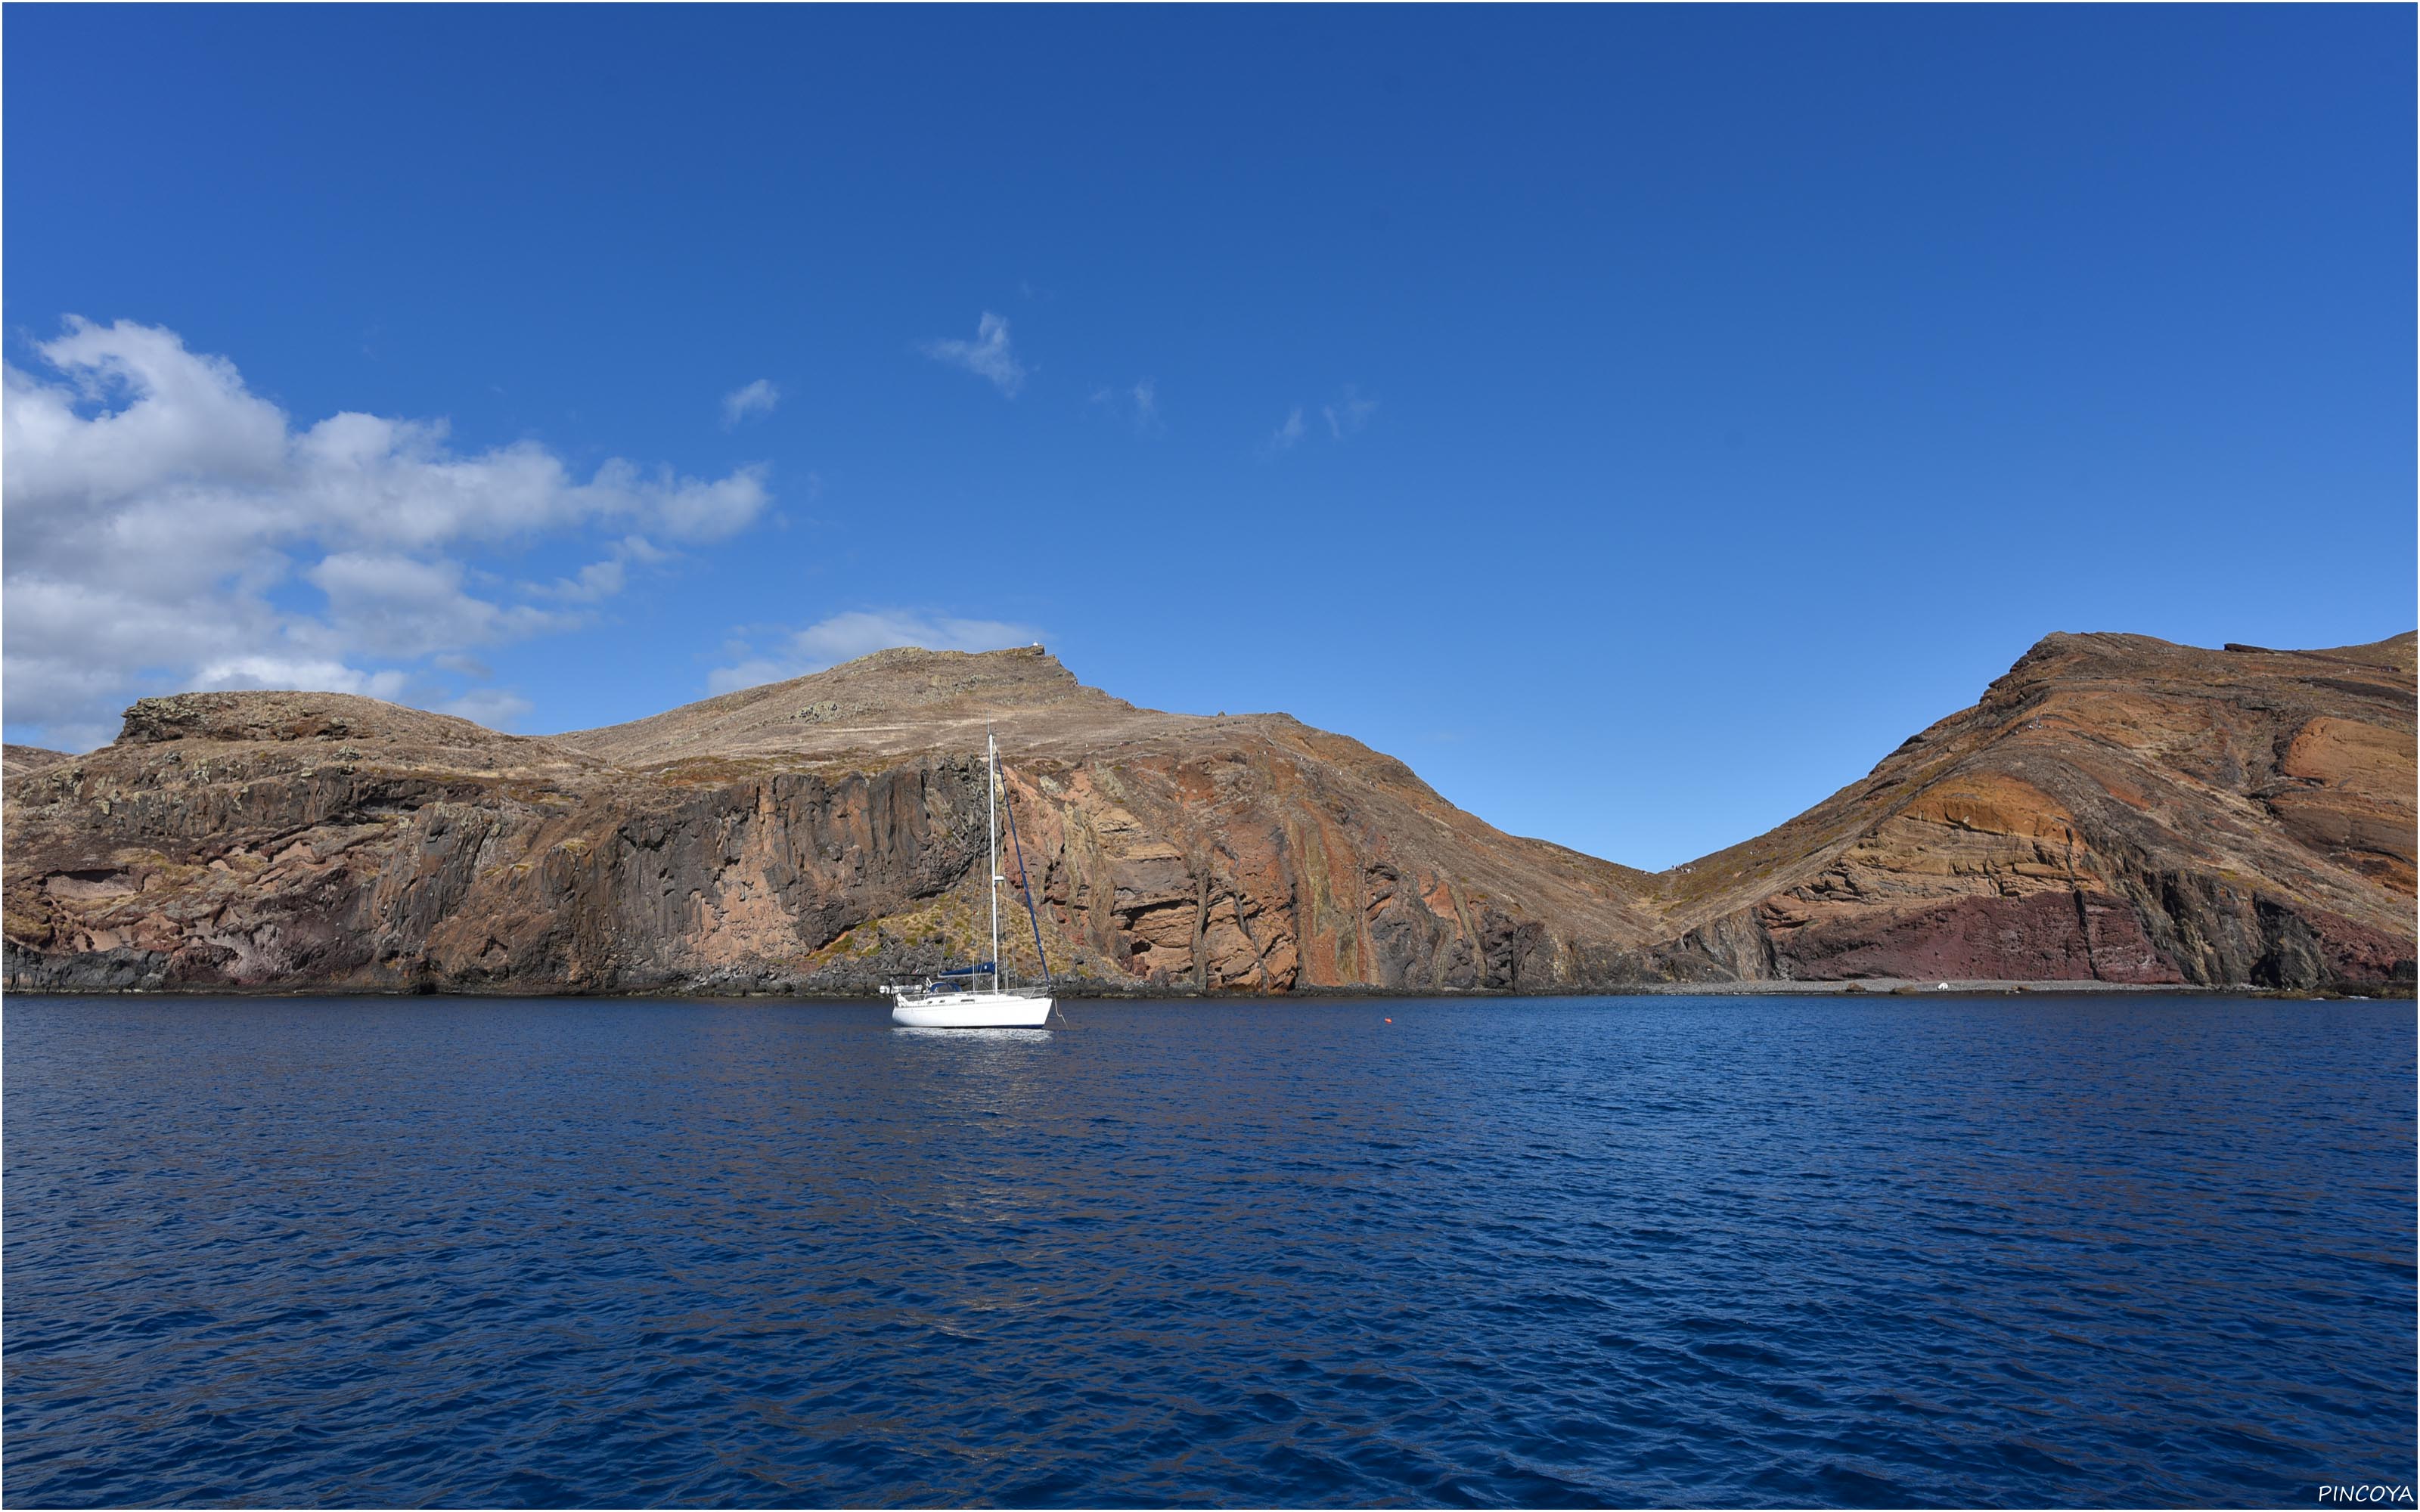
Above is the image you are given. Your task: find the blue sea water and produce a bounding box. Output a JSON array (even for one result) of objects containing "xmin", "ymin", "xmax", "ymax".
[{"xmin": 3, "ymin": 993, "xmax": 2412, "ymax": 1508}]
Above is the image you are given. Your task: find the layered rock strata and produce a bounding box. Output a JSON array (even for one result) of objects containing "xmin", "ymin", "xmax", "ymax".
[{"xmin": 5, "ymin": 634, "xmax": 2412, "ymax": 996}]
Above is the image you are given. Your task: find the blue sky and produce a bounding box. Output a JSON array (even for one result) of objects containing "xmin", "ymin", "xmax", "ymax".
[{"xmin": 5, "ymin": 5, "xmax": 2412, "ymax": 869}]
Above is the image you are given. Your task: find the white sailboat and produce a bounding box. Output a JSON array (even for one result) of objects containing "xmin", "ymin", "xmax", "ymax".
[{"xmin": 884, "ymin": 729, "xmax": 1056, "ymax": 1029}]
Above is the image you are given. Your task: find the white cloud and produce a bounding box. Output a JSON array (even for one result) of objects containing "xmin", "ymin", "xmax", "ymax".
[
  {"xmin": 920, "ymin": 311, "xmax": 1028, "ymax": 397},
  {"xmin": 1263, "ymin": 387, "xmax": 1377, "ymax": 456},
  {"xmin": 535, "ymin": 557, "xmax": 625, "ymax": 603},
  {"xmin": 525, "ymin": 535, "xmax": 669, "ymax": 603},
  {"xmin": 305, "ymin": 552, "xmax": 572, "ymax": 659},
  {"xmin": 193, "ymin": 656, "xmax": 411, "ymax": 701},
  {"xmin": 5, "ymin": 318, "xmax": 287, "ymax": 506},
  {"xmin": 721, "ymin": 378, "xmax": 780, "ymax": 429},
  {"xmin": 1323, "ymin": 383, "xmax": 1379, "ymax": 438},
  {"xmin": 1091, "ymin": 378, "xmax": 1163, "ymax": 434},
  {"xmin": 439, "ymin": 687, "xmax": 536, "ymax": 731},
  {"xmin": 706, "ymin": 609, "xmax": 1044, "ymax": 694},
  {"xmin": 2, "ymin": 318, "xmax": 774, "ymax": 749}
]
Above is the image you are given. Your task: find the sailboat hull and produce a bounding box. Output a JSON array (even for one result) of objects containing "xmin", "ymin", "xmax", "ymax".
[
  {"xmin": 890, "ymin": 993, "xmax": 1053, "ymax": 1028},
  {"xmin": 886, "ymin": 730, "xmax": 1055, "ymax": 1031}
]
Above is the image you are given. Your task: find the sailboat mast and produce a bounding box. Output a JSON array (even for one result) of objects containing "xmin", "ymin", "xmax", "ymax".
[{"xmin": 987, "ymin": 727, "xmax": 1000, "ymax": 990}]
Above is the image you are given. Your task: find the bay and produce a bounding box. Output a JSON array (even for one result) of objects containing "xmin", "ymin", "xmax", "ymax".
[{"xmin": 4, "ymin": 994, "xmax": 2411, "ymax": 1507}]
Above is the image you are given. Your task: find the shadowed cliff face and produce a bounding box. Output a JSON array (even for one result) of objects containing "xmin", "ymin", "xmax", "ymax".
[{"xmin": 5, "ymin": 635, "xmax": 2412, "ymax": 995}]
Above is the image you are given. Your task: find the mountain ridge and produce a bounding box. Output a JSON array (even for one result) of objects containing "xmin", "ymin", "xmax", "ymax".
[{"xmin": 5, "ymin": 631, "xmax": 2411, "ymax": 995}]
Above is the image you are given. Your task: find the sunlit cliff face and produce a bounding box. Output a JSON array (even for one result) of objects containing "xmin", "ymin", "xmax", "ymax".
[{"xmin": 4, "ymin": 634, "xmax": 2414, "ymax": 996}]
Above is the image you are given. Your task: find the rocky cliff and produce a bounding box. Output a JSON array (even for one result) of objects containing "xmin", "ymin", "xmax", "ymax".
[
  {"xmin": 5, "ymin": 634, "xmax": 2412, "ymax": 996},
  {"xmin": 1646, "ymin": 633, "xmax": 2415, "ymax": 991}
]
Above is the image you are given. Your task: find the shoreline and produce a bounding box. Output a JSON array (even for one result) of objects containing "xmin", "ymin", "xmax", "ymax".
[{"xmin": 5, "ymin": 978, "xmax": 2406, "ymax": 1002}]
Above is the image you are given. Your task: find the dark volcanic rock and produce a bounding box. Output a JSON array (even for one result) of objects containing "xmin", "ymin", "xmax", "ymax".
[{"xmin": 4, "ymin": 634, "xmax": 2412, "ymax": 996}]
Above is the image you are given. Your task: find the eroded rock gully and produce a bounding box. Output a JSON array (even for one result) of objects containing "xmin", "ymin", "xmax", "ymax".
[{"xmin": 7, "ymin": 634, "xmax": 2412, "ymax": 996}]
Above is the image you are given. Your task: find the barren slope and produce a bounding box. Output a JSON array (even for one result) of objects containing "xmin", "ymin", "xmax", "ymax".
[
  {"xmin": 1655, "ymin": 633, "xmax": 2415, "ymax": 988},
  {"xmin": 4, "ymin": 745, "xmax": 73, "ymax": 775},
  {"xmin": 5, "ymin": 633, "xmax": 2410, "ymax": 995},
  {"xmin": 4, "ymin": 648, "xmax": 1666, "ymax": 994}
]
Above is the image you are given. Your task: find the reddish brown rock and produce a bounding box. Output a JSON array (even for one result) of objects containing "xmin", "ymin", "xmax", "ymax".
[
  {"xmin": 1652, "ymin": 631, "xmax": 2415, "ymax": 991},
  {"xmin": 4, "ymin": 633, "xmax": 2412, "ymax": 996}
]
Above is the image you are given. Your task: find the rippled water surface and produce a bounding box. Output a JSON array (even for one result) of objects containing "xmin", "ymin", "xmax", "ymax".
[{"xmin": 5, "ymin": 995, "xmax": 2412, "ymax": 1507}]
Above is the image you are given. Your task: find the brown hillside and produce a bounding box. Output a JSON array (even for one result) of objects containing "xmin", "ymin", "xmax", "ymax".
[
  {"xmin": 3, "ymin": 634, "xmax": 2410, "ymax": 995},
  {"xmin": 4, "ymin": 745, "xmax": 73, "ymax": 776},
  {"xmin": 1657, "ymin": 633, "xmax": 2414, "ymax": 988}
]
